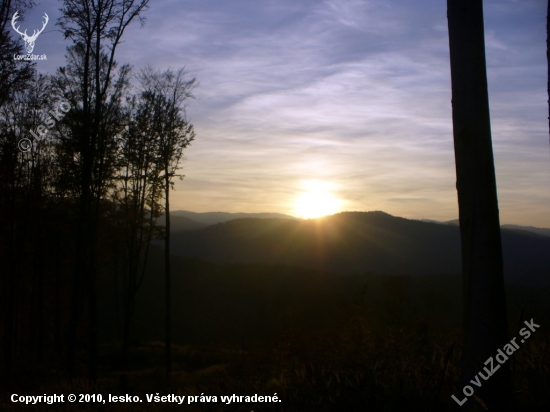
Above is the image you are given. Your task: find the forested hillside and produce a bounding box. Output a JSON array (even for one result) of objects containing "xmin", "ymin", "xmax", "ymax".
[{"xmin": 170, "ymin": 212, "xmax": 550, "ymax": 286}]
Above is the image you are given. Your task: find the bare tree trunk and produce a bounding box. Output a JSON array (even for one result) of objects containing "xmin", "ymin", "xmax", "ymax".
[
  {"xmin": 164, "ymin": 171, "xmax": 171, "ymax": 380},
  {"xmin": 67, "ymin": 29, "xmax": 92, "ymax": 379},
  {"xmin": 61, "ymin": 0, "xmax": 150, "ymax": 380},
  {"xmin": 447, "ymin": 1, "xmax": 514, "ymax": 410},
  {"xmin": 54, "ymin": 234, "xmax": 62, "ymax": 353},
  {"xmin": 32, "ymin": 203, "xmax": 45, "ymax": 361},
  {"xmin": 134, "ymin": 66, "xmax": 195, "ymax": 381},
  {"xmin": 547, "ymin": 0, "xmax": 549, "ymax": 141},
  {"xmin": 87, "ymin": 253, "xmax": 98, "ymax": 381},
  {"xmin": 3, "ymin": 184, "xmax": 16, "ymax": 375},
  {"xmin": 29, "ymin": 165, "xmax": 45, "ymax": 361},
  {"xmin": 2, "ymin": 148, "xmax": 23, "ymax": 376}
]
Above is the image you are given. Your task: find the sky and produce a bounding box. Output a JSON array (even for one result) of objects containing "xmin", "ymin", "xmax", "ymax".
[{"xmin": 15, "ymin": 0, "xmax": 550, "ymax": 226}]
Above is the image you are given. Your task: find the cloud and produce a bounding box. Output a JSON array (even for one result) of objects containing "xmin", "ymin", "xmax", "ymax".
[{"xmin": 25, "ymin": 0, "xmax": 550, "ymax": 226}]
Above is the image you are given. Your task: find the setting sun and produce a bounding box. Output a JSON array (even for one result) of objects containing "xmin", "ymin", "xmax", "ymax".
[{"xmin": 294, "ymin": 180, "xmax": 341, "ymax": 219}]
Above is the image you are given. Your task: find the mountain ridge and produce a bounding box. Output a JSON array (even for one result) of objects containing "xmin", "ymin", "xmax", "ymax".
[
  {"xmin": 169, "ymin": 211, "xmax": 550, "ymax": 287},
  {"xmin": 171, "ymin": 210, "xmax": 298, "ymax": 226},
  {"xmin": 171, "ymin": 210, "xmax": 550, "ymax": 237}
]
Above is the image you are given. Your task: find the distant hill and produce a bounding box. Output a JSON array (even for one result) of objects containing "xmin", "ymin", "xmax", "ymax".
[
  {"xmin": 157, "ymin": 214, "xmax": 209, "ymax": 232},
  {"xmin": 502, "ymin": 224, "xmax": 550, "ymax": 238},
  {"xmin": 169, "ymin": 211, "xmax": 550, "ymax": 287},
  {"xmin": 442, "ymin": 219, "xmax": 550, "ymax": 238},
  {"xmin": 168, "ymin": 211, "xmax": 550, "ymax": 237},
  {"xmin": 171, "ymin": 210, "xmax": 298, "ymax": 226}
]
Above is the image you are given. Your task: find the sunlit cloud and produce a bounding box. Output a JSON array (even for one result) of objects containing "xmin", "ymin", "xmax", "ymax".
[{"xmin": 25, "ymin": 0, "xmax": 550, "ymax": 226}]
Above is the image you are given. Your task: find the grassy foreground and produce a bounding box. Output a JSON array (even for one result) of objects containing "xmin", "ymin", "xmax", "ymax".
[{"xmin": 1, "ymin": 282, "xmax": 549, "ymax": 412}]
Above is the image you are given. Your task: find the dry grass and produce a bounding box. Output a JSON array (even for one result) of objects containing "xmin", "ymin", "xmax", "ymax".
[{"xmin": 1, "ymin": 305, "xmax": 549, "ymax": 411}]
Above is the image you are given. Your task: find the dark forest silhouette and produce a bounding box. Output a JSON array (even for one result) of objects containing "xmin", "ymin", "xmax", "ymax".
[{"xmin": 0, "ymin": 0, "xmax": 195, "ymax": 383}]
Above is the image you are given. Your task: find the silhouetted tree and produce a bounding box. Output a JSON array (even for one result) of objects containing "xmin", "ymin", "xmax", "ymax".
[
  {"xmin": 136, "ymin": 67, "xmax": 196, "ymax": 378},
  {"xmin": 447, "ymin": 1, "xmax": 514, "ymax": 410},
  {"xmin": 114, "ymin": 91, "xmax": 164, "ymax": 364},
  {"xmin": 57, "ymin": 0, "xmax": 149, "ymax": 380},
  {"xmin": 0, "ymin": 69, "xmax": 61, "ymax": 374},
  {"xmin": 0, "ymin": 1, "xmax": 35, "ymax": 109}
]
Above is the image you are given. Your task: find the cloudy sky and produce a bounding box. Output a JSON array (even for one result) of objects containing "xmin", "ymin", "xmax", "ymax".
[{"xmin": 19, "ymin": 0, "xmax": 550, "ymax": 226}]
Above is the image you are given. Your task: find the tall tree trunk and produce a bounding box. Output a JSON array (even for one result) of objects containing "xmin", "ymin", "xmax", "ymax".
[
  {"xmin": 61, "ymin": 0, "xmax": 149, "ymax": 379},
  {"xmin": 67, "ymin": 31, "xmax": 93, "ymax": 379},
  {"xmin": 29, "ymin": 168, "xmax": 45, "ymax": 361},
  {"xmin": 86, "ymin": 251, "xmax": 98, "ymax": 381},
  {"xmin": 32, "ymin": 204, "xmax": 44, "ymax": 361},
  {"xmin": 164, "ymin": 171, "xmax": 171, "ymax": 380},
  {"xmin": 547, "ymin": 0, "xmax": 549, "ymax": 141},
  {"xmin": 3, "ymin": 184, "xmax": 16, "ymax": 375},
  {"xmin": 3, "ymin": 151, "xmax": 21, "ymax": 376},
  {"xmin": 447, "ymin": 1, "xmax": 514, "ymax": 410},
  {"xmin": 54, "ymin": 233, "xmax": 62, "ymax": 353}
]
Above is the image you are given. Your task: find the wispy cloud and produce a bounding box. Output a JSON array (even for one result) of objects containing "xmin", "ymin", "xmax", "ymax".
[{"xmin": 21, "ymin": 0, "xmax": 550, "ymax": 226}]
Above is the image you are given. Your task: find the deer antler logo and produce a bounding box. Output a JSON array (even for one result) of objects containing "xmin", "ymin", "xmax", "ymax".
[{"xmin": 11, "ymin": 11, "xmax": 49, "ymax": 54}]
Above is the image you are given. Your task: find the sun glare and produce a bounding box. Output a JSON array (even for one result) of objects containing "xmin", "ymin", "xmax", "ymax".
[{"xmin": 294, "ymin": 180, "xmax": 341, "ymax": 219}]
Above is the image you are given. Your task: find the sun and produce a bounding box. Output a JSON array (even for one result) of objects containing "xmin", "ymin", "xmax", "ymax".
[{"xmin": 294, "ymin": 180, "xmax": 341, "ymax": 219}]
